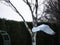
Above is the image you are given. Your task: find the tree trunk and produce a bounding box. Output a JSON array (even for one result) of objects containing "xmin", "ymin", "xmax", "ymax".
[{"xmin": 32, "ymin": 32, "xmax": 37, "ymax": 45}]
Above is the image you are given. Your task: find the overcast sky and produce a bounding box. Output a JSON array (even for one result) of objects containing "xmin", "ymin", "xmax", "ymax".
[{"xmin": 0, "ymin": 0, "xmax": 44, "ymax": 22}]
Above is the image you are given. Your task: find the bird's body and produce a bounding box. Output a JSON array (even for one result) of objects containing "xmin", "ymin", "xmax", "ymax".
[{"xmin": 32, "ymin": 24, "xmax": 55, "ymax": 35}]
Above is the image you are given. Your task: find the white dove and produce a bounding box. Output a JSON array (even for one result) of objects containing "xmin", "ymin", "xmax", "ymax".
[{"xmin": 32, "ymin": 24, "xmax": 55, "ymax": 35}]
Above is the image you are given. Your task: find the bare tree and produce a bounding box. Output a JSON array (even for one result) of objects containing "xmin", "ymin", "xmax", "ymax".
[
  {"xmin": 43, "ymin": 0, "xmax": 60, "ymax": 23},
  {"xmin": 0, "ymin": 0, "xmax": 55, "ymax": 45},
  {"xmin": 23, "ymin": 0, "xmax": 55, "ymax": 45}
]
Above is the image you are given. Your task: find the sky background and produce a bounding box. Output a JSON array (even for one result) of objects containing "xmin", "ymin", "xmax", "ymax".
[{"xmin": 0, "ymin": 0, "xmax": 44, "ymax": 22}]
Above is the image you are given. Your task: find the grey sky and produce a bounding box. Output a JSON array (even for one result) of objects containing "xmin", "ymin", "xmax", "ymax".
[{"xmin": 0, "ymin": 0, "xmax": 44, "ymax": 22}]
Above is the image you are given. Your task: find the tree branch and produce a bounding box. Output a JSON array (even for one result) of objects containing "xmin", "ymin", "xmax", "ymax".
[
  {"xmin": 9, "ymin": 1, "xmax": 32, "ymax": 36},
  {"xmin": 23, "ymin": 0, "xmax": 37, "ymax": 26}
]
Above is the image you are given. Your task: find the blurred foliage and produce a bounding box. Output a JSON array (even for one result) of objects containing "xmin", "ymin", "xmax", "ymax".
[{"xmin": 0, "ymin": 18, "xmax": 59, "ymax": 45}]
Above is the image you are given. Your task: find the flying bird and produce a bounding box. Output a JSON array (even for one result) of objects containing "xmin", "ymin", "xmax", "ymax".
[{"xmin": 32, "ymin": 24, "xmax": 55, "ymax": 35}]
